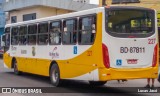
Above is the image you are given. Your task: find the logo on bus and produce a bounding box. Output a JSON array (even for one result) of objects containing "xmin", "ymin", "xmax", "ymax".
[
  {"xmin": 21, "ymin": 50, "xmax": 27, "ymax": 54},
  {"xmin": 49, "ymin": 47, "xmax": 59, "ymax": 59},
  {"xmin": 11, "ymin": 46, "xmax": 17, "ymax": 51},
  {"xmin": 116, "ymin": 59, "xmax": 122, "ymax": 66},
  {"xmin": 127, "ymin": 59, "xmax": 138, "ymax": 64}
]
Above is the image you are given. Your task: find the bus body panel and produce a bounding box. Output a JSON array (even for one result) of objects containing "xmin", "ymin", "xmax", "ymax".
[
  {"xmin": 103, "ymin": 34, "xmax": 157, "ymax": 68},
  {"xmin": 99, "ymin": 67, "xmax": 158, "ymax": 81},
  {"xmin": 3, "ymin": 52, "xmax": 12, "ymax": 69},
  {"xmin": 3, "ymin": 44, "xmax": 101, "ymax": 80}
]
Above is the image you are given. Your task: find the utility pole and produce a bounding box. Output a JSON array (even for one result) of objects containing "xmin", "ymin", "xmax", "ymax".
[
  {"xmin": 99, "ymin": 0, "xmax": 112, "ymax": 7},
  {"xmin": 99, "ymin": 0, "xmax": 106, "ymax": 7}
]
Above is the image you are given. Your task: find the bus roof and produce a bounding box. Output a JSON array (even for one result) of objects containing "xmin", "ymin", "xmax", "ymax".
[
  {"xmin": 5, "ymin": 6, "xmax": 154, "ymax": 28},
  {"xmin": 5, "ymin": 7, "xmax": 103, "ymax": 27}
]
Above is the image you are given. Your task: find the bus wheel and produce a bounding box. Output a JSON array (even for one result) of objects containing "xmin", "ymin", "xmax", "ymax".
[
  {"xmin": 13, "ymin": 60, "xmax": 21, "ymax": 75},
  {"xmin": 50, "ymin": 64, "xmax": 61, "ymax": 87},
  {"xmin": 89, "ymin": 81, "xmax": 107, "ymax": 86}
]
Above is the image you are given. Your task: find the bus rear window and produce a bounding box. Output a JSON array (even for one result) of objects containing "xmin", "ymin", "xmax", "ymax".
[{"xmin": 106, "ymin": 9, "xmax": 155, "ymax": 38}]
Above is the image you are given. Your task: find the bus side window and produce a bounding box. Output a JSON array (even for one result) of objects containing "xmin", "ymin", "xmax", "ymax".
[
  {"xmin": 28, "ymin": 24, "xmax": 37, "ymax": 45},
  {"xmin": 38, "ymin": 22, "xmax": 48, "ymax": 45},
  {"xmin": 79, "ymin": 16, "xmax": 96, "ymax": 45},
  {"xmin": 11, "ymin": 27, "xmax": 19, "ymax": 45},
  {"xmin": 5, "ymin": 27, "xmax": 10, "ymax": 47},
  {"xmin": 19, "ymin": 26, "xmax": 27, "ymax": 45},
  {"xmin": 63, "ymin": 19, "xmax": 77, "ymax": 45},
  {"xmin": 49, "ymin": 21, "xmax": 61, "ymax": 45}
]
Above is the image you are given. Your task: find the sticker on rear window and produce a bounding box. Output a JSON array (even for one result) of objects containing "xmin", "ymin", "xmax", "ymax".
[{"xmin": 116, "ymin": 59, "xmax": 122, "ymax": 66}]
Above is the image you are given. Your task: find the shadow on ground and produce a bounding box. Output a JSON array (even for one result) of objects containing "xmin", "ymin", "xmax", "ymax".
[{"xmin": 3, "ymin": 71, "xmax": 156, "ymax": 96}]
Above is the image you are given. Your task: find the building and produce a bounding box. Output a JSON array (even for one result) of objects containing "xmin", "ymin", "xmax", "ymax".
[
  {"xmin": 99, "ymin": 0, "xmax": 160, "ymax": 11},
  {"xmin": 0, "ymin": 0, "xmax": 5, "ymax": 36},
  {"xmin": 100, "ymin": 0, "xmax": 159, "ymax": 12},
  {"xmin": 104, "ymin": 0, "xmax": 160, "ymax": 11},
  {"xmin": 2, "ymin": 0, "xmax": 97, "ymax": 24}
]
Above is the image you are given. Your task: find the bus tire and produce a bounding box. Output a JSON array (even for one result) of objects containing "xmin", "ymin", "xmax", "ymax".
[
  {"xmin": 50, "ymin": 64, "xmax": 61, "ymax": 87},
  {"xmin": 13, "ymin": 59, "xmax": 21, "ymax": 75},
  {"xmin": 89, "ymin": 81, "xmax": 107, "ymax": 86}
]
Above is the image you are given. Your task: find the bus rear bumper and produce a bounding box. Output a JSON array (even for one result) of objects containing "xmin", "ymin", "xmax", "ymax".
[{"xmin": 99, "ymin": 67, "xmax": 159, "ymax": 81}]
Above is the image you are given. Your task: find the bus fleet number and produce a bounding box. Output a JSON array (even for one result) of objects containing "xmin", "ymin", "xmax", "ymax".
[
  {"xmin": 120, "ymin": 47, "xmax": 145, "ymax": 53},
  {"xmin": 148, "ymin": 38, "xmax": 156, "ymax": 44}
]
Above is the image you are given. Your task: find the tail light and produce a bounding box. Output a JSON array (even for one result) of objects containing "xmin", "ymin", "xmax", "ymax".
[
  {"xmin": 102, "ymin": 44, "xmax": 110, "ymax": 68},
  {"xmin": 152, "ymin": 44, "xmax": 158, "ymax": 67}
]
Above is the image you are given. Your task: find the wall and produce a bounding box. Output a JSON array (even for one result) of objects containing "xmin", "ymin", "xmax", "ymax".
[
  {"xmin": 7, "ymin": 6, "xmax": 72, "ymax": 24},
  {"xmin": 112, "ymin": 0, "xmax": 160, "ymax": 11},
  {"xmin": 2, "ymin": 0, "xmax": 97, "ymax": 12}
]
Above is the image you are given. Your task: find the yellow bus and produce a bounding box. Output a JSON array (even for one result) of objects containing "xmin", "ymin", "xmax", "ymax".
[{"xmin": 2, "ymin": 6, "xmax": 159, "ymax": 86}]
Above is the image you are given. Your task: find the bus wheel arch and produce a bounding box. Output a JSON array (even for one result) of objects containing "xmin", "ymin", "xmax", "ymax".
[
  {"xmin": 49, "ymin": 61, "xmax": 61, "ymax": 87},
  {"xmin": 11, "ymin": 57, "xmax": 16, "ymax": 68},
  {"xmin": 49, "ymin": 61, "xmax": 58, "ymax": 73},
  {"xmin": 12, "ymin": 57, "xmax": 21, "ymax": 75}
]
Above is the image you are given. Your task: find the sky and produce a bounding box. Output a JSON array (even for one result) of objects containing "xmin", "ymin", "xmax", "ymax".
[{"xmin": 90, "ymin": 0, "xmax": 99, "ymax": 4}]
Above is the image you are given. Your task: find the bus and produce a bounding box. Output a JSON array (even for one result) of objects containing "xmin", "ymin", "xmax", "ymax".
[{"xmin": 2, "ymin": 6, "xmax": 159, "ymax": 86}]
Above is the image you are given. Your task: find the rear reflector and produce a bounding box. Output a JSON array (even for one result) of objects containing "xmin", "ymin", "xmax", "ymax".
[
  {"xmin": 152, "ymin": 44, "xmax": 158, "ymax": 67},
  {"xmin": 102, "ymin": 44, "xmax": 110, "ymax": 68}
]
